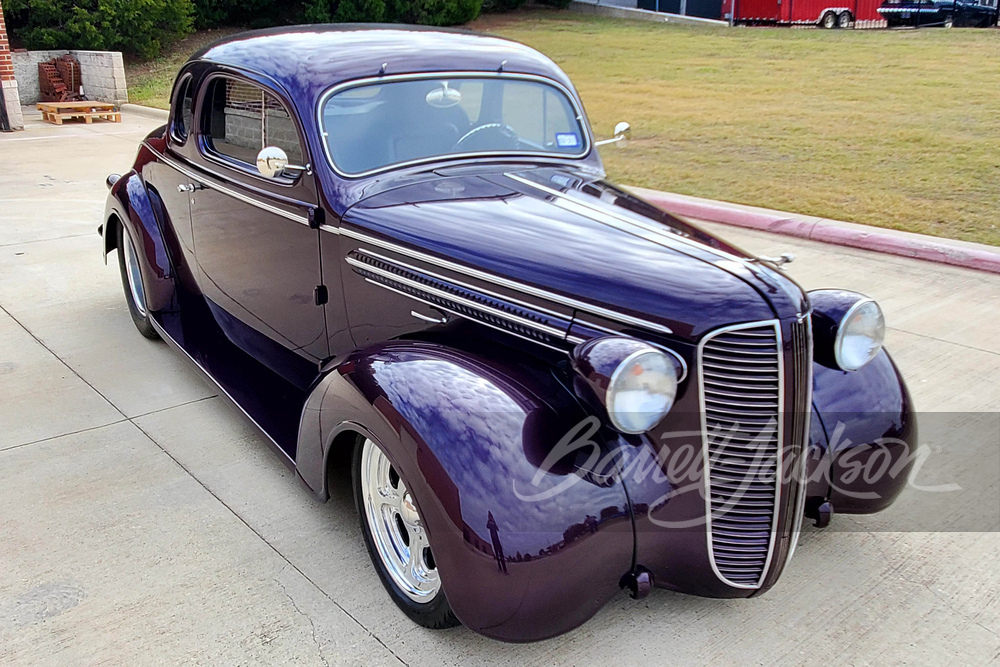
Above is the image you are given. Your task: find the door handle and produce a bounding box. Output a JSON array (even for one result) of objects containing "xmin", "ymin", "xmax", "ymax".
[
  {"xmin": 177, "ymin": 183, "xmax": 204, "ymax": 193},
  {"xmin": 410, "ymin": 310, "xmax": 448, "ymax": 325}
]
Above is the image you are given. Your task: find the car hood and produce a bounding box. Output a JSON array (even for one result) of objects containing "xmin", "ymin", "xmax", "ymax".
[{"xmin": 341, "ymin": 167, "xmax": 807, "ymax": 341}]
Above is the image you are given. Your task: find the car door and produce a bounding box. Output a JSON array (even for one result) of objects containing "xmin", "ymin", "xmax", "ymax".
[{"xmin": 186, "ymin": 74, "xmax": 329, "ymax": 371}]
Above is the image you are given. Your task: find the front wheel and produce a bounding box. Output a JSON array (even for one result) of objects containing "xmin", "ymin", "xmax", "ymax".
[
  {"xmin": 116, "ymin": 222, "xmax": 158, "ymax": 340},
  {"xmin": 821, "ymin": 11, "xmax": 838, "ymax": 28},
  {"xmin": 354, "ymin": 437, "xmax": 460, "ymax": 629}
]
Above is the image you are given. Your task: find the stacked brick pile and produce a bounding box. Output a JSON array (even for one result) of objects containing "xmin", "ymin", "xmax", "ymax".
[{"xmin": 38, "ymin": 55, "xmax": 83, "ymax": 102}]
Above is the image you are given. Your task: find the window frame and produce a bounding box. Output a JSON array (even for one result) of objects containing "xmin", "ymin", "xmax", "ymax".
[
  {"xmin": 315, "ymin": 72, "xmax": 592, "ymax": 179},
  {"xmin": 169, "ymin": 73, "xmax": 194, "ymax": 145},
  {"xmin": 196, "ymin": 72, "xmax": 309, "ymax": 187}
]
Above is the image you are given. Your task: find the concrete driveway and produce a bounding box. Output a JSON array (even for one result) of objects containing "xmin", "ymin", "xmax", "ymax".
[{"xmin": 1, "ymin": 109, "xmax": 998, "ymax": 665}]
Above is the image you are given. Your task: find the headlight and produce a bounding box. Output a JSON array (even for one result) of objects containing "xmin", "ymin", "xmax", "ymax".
[
  {"xmin": 835, "ymin": 299, "xmax": 885, "ymax": 371},
  {"xmin": 809, "ymin": 290, "xmax": 886, "ymax": 371},
  {"xmin": 571, "ymin": 337, "xmax": 682, "ymax": 434}
]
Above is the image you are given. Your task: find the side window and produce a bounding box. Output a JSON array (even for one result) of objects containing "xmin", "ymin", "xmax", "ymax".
[
  {"xmin": 203, "ymin": 77, "xmax": 304, "ymax": 169},
  {"xmin": 172, "ymin": 76, "xmax": 194, "ymax": 143}
]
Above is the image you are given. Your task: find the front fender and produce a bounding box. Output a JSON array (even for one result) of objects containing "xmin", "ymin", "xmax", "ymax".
[
  {"xmin": 297, "ymin": 341, "xmax": 633, "ymax": 642},
  {"xmin": 103, "ymin": 158, "xmax": 175, "ymax": 314},
  {"xmin": 811, "ymin": 349, "xmax": 918, "ymax": 514}
]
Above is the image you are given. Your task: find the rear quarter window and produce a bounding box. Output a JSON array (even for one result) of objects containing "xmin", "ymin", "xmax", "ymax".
[
  {"xmin": 171, "ymin": 76, "xmax": 194, "ymax": 143},
  {"xmin": 202, "ymin": 77, "xmax": 304, "ymax": 167}
]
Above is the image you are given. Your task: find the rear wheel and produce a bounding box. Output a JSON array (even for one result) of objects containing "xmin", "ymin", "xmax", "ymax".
[
  {"xmin": 943, "ymin": 13, "xmax": 954, "ymax": 27},
  {"xmin": 821, "ymin": 11, "xmax": 838, "ymax": 28},
  {"xmin": 116, "ymin": 222, "xmax": 158, "ymax": 340},
  {"xmin": 354, "ymin": 437, "xmax": 460, "ymax": 629},
  {"xmin": 838, "ymin": 10, "xmax": 853, "ymax": 27}
]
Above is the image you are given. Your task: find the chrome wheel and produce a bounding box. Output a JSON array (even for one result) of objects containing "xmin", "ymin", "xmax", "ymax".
[
  {"xmin": 360, "ymin": 439, "xmax": 441, "ymax": 602},
  {"xmin": 123, "ymin": 231, "xmax": 147, "ymax": 317}
]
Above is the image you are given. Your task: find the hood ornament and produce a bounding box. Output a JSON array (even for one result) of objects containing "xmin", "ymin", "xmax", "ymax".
[{"xmin": 752, "ymin": 252, "xmax": 796, "ymax": 268}]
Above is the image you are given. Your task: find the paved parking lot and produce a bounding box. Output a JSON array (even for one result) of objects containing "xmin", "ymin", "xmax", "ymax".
[{"xmin": 1, "ymin": 110, "xmax": 998, "ymax": 665}]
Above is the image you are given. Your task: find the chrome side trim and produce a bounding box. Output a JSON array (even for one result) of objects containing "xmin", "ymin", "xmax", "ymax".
[
  {"xmin": 153, "ymin": 145, "xmax": 311, "ymax": 226},
  {"xmin": 362, "ymin": 278, "xmax": 568, "ymax": 353},
  {"xmin": 357, "ymin": 248, "xmax": 569, "ymax": 321},
  {"xmin": 346, "ymin": 256, "xmax": 568, "ymax": 339},
  {"xmin": 315, "ymin": 72, "xmax": 591, "ymax": 179},
  {"xmin": 148, "ymin": 317, "xmax": 295, "ymax": 467},
  {"xmin": 698, "ymin": 320, "xmax": 783, "ymax": 590},
  {"xmin": 339, "ymin": 226, "xmax": 673, "ymax": 336},
  {"xmin": 505, "ymin": 172, "xmax": 750, "ymax": 268}
]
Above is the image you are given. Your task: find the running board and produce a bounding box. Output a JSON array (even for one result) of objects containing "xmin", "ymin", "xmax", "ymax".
[{"xmin": 150, "ymin": 291, "xmax": 315, "ymax": 464}]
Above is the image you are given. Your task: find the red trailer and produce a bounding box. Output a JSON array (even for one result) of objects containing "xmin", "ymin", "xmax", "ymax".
[{"xmin": 723, "ymin": 0, "xmax": 887, "ymax": 27}]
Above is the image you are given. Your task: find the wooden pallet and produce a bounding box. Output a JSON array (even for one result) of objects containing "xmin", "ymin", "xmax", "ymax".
[{"xmin": 37, "ymin": 101, "xmax": 121, "ymax": 125}]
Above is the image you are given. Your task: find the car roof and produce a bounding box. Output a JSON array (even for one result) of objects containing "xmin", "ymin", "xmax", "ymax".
[{"xmin": 189, "ymin": 24, "xmax": 576, "ymax": 99}]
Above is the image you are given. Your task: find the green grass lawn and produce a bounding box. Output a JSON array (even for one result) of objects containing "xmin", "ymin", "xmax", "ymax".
[
  {"xmin": 126, "ymin": 12, "xmax": 1000, "ymax": 245},
  {"xmin": 125, "ymin": 28, "xmax": 240, "ymax": 109}
]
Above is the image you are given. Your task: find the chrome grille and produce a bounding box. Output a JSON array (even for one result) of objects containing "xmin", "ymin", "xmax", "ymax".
[
  {"xmin": 699, "ymin": 322, "xmax": 783, "ymax": 588},
  {"xmin": 786, "ymin": 315, "xmax": 814, "ymax": 562}
]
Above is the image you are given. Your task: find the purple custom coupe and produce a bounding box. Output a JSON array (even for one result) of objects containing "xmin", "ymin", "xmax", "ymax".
[{"xmin": 101, "ymin": 25, "xmax": 917, "ymax": 642}]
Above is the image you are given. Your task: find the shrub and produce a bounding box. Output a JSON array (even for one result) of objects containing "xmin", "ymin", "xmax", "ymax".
[
  {"xmin": 191, "ymin": 0, "xmax": 292, "ymax": 29},
  {"xmin": 396, "ymin": 0, "xmax": 482, "ymax": 25},
  {"xmin": 305, "ymin": 0, "xmax": 481, "ymax": 25},
  {"xmin": 304, "ymin": 0, "xmax": 388, "ymax": 23},
  {"xmin": 481, "ymin": 0, "xmax": 528, "ymax": 12},
  {"xmin": 4, "ymin": 0, "xmax": 194, "ymax": 59}
]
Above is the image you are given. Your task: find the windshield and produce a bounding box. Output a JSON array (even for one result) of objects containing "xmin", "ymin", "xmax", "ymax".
[{"xmin": 319, "ymin": 76, "xmax": 588, "ymax": 176}]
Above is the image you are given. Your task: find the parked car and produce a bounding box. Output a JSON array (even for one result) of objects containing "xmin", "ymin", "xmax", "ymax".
[
  {"xmin": 879, "ymin": 0, "xmax": 999, "ymax": 26},
  {"xmin": 102, "ymin": 26, "xmax": 917, "ymax": 642}
]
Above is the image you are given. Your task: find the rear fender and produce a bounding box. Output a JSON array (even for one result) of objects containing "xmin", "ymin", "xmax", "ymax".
[
  {"xmin": 296, "ymin": 341, "xmax": 634, "ymax": 642},
  {"xmin": 103, "ymin": 165, "xmax": 176, "ymax": 313}
]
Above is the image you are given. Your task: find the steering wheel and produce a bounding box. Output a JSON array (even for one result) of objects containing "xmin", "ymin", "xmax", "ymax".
[{"xmin": 453, "ymin": 123, "xmax": 519, "ymax": 152}]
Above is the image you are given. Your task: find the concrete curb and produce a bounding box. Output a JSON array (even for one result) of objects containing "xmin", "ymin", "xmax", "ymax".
[
  {"xmin": 120, "ymin": 103, "xmax": 169, "ymax": 121},
  {"xmin": 632, "ymin": 187, "xmax": 1000, "ymax": 275}
]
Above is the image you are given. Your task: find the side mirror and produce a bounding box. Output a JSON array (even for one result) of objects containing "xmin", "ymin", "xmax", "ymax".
[
  {"xmin": 613, "ymin": 121, "xmax": 632, "ymax": 142},
  {"xmin": 594, "ymin": 121, "xmax": 632, "ymax": 147},
  {"xmin": 256, "ymin": 146, "xmax": 309, "ymax": 179}
]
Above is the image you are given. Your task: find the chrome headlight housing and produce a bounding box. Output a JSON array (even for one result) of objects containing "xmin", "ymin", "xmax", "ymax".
[
  {"xmin": 571, "ymin": 337, "xmax": 683, "ymax": 434},
  {"xmin": 810, "ymin": 290, "xmax": 886, "ymax": 371}
]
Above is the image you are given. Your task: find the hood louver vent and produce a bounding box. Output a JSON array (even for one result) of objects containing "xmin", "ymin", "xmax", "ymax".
[{"xmin": 346, "ymin": 250, "xmax": 571, "ymax": 349}]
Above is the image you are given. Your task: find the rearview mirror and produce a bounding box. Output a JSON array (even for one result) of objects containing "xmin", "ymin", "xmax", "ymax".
[{"xmin": 256, "ymin": 146, "xmax": 310, "ymax": 179}]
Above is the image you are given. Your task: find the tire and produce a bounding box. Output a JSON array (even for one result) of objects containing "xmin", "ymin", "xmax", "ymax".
[
  {"xmin": 943, "ymin": 13, "xmax": 954, "ymax": 27},
  {"xmin": 116, "ymin": 222, "xmax": 159, "ymax": 340},
  {"xmin": 822, "ymin": 11, "xmax": 839, "ymax": 28},
  {"xmin": 838, "ymin": 11, "xmax": 853, "ymax": 27},
  {"xmin": 353, "ymin": 437, "xmax": 460, "ymax": 630}
]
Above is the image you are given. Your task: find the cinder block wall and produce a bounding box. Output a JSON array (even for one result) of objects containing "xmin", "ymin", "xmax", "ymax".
[
  {"xmin": 11, "ymin": 49, "xmax": 128, "ymax": 105},
  {"xmin": 0, "ymin": 0, "xmax": 25, "ymax": 129},
  {"xmin": 224, "ymin": 108, "xmax": 304, "ymax": 164}
]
